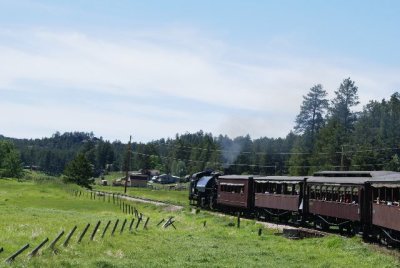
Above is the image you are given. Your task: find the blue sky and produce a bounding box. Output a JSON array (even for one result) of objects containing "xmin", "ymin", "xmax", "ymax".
[{"xmin": 1, "ymin": 1, "xmax": 399, "ymax": 142}]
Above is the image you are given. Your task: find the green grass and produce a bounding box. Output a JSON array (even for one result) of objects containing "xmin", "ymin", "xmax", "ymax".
[
  {"xmin": 93, "ymin": 184, "xmax": 189, "ymax": 207},
  {"xmin": 0, "ymin": 178, "xmax": 399, "ymax": 267}
]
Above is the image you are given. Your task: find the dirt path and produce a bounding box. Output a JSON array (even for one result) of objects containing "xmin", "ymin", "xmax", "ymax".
[
  {"xmin": 93, "ymin": 190, "xmax": 184, "ymax": 211},
  {"xmin": 206, "ymin": 210, "xmax": 298, "ymax": 231}
]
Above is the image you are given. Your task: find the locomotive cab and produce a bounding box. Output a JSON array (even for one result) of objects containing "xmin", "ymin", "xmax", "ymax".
[{"xmin": 189, "ymin": 170, "xmax": 219, "ymax": 208}]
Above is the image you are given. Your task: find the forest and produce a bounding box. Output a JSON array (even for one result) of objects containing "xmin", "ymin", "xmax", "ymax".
[{"xmin": 1, "ymin": 77, "xmax": 400, "ymax": 178}]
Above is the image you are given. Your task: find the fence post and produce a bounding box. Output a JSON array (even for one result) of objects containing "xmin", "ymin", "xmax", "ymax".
[
  {"xmin": 203, "ymin": 221, "xmax": 207, "ymax": 227},
  {"xmin": 111, "ymin": 219, "xmax": 120, "ymax": 236},
  {"xmin": 77, "ymin": 223, "xmax": 91, "ymax": 243},
  {"xmin": 144, "ymin": 217, "xmax": 150, "ymax": 229},
  {"xmin": 90, "ymin": 221, "xmax": 101, "ymax": 241},
  {"xmin": 157, "ymin": 219, "xmax": 165, "ymax": 227},
  {"xmin": 63, "ymin": 226, "xmax": 77, "ymax": 247},
  {"xmin": 237, "ymin": 212, "xmax": 240, "ymax": 228},
  {"xmin": 258, "ymin": 228, "xmax": 262, "ymax": 236},
  {"xmin": 101, "ymin": 220, "xmax": 112, "ymax": 238},
  {"xmin": 120, "ymin": 219, "xmax": 127, "ymax": 234},
  {"xmin": 5, "ymin": 244, "xmax": 29, "ymax": 264},
  {"xmin": 28, "ymin": 238, "xmax": 48, "ymax": 258},
  {"xmin": 135, "ymin": 215, "xmax": 142, "ymax": 229},
  {"xmin": 49, "ymin": 230, "xmax": 64, "ymax": 250},
  {"xmin": 129, "ymin": 218, "xmax": 135, "ymax": 231}
]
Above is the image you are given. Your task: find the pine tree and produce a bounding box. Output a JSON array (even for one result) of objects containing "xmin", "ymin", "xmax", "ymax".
[
  {"xmin": 330, "ymin": 78, "xmax": 360, "ymax": 133},
  {"xmin": 290, "ymin": 85, "xmax": 328, "ymax": 175},
  {"xmin": 294, "ymin": 84, "xmax": 329, "ymax": 141},
  {"xmin": 0, "ymin": 140, "xmax": 23, "ymax": 178},
  {"xmin": 63, "ymin": 153, "xmax": 94, "ymax": 189}
]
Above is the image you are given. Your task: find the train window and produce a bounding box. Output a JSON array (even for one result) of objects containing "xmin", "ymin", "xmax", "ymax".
[
  {"xmin": 286, "ymin": 184, "xmax": 292, "ymax": 194},
  {"xmin": 275, "ymin": 184, "xmax": 281, "ymax": 194},
  {"xmin": 393, "ymin": 188, "xmax": 400, "ymax": 206},
  {"xmin": 352, "ymin": 187, "xmax": 358, "ymax": 204},
  {"xmin": 309, "ymin": 186, "xmax": 315, "ymax": 199},
  {"xmin": 255, "ymin": 182, "xmax": 265, "ymax": 193},
  {"xmin": 295, "ymin": 184, "xmax": 300, "ymax": 195},
  {"xmin": 344, "ymin": 187, "xmax": 352, "ymax": 203},
  {"xmin": 220, "ymin": 184, "xmax": 244, "ymax": 194},
  {"xmin": 315, "ymin": 185, "xmax": 321, "ymax": 200},
  {"xmin": 324, "ymin": 186, "xmax": 330, "ymax": 201},
  {"xmin": 385, "ymin": 188, "xmax": 391, "ymax": 202},
  {"xmin": 332, "ymin": 187, "xmax": 338, "ymax": 202},
  {"xmin": 372, "ymin": 187, "xmax": 378, "ymax": 203},
  {"xmin": 270, "ymin": 184, "xmax": 277, "ymax": 194}
]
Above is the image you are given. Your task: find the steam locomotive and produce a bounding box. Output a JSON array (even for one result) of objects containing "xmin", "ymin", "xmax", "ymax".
[{"xmin": 189, "ymin": 170, "xmax": 400, "ymax": 245}]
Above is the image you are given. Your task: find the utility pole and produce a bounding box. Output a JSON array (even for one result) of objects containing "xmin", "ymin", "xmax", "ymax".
[
  {"xmin": 340, "ymin": 145, "xmax": 344, "ymax": 171},
  {"xmin": 124, "ymin": 135, "xmax": 132, "ymax": 194}
]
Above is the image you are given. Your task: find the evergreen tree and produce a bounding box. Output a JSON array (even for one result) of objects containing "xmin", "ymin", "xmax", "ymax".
[
  {"xmin": 0, "ymin": 141, "xmax": 23, "ymax": 178},
  {"xmin": 290, "ymin": 85, "xmax": 328, "ymax": 175},
  {"xmin": 385, "ymin": 154, "xmax": 400, "ymax": 172},
  {"xmin": 310, "ymin": 119, "xmax": 346, "ymax": 172},
  {"xmin": 63, "ymin": 153, "xmax": 94, "ymax": 189},
  {"xmin": 309, "ymin": 78, "xmax": 360, "ymax": 171},
  {"xmin": 330, "ymin": 78, "xmax": 360, "ymax": 133},
  {"xmin": 294, "ymin": 84, "xmax": 329, "ymax": 141}
]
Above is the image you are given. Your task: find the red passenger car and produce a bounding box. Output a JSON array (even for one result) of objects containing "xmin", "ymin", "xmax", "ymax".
[
  {"xmin": 369, "ymin": 173, "xmax": 400, "ymax": 244},
  {"xmin": 254, "ymin": 176, "xmax": 306, "ymax": 222},
  {"xmin": 217, "ymin": 175, "xmax": 255, "ymax": 210},
  {"xmin": 307, "ymin": 172, "xmax": 370, "ymax": 232}
]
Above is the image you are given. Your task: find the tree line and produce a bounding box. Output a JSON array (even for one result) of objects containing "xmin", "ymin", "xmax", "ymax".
[
  {"xmin": 289, "ymin": 78, "xmax": 400, "ymax": 175},
  {"xmin": 1, "ymin": 77, "xmax": 400, "ymax": 179}
]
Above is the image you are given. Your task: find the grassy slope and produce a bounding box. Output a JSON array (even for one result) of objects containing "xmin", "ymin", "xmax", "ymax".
[{"xmin": 0, "ymin": 179, "xmax": 398, "ymax": 268}]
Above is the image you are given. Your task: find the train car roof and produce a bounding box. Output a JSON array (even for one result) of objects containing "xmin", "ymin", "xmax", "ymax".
[
  {"xmin": 219, "ymin": 175, "xmax": 257, "ymax": 180},
  {"xmin": 307, "ymin": 177, "xmax": 371, "ymax": 185},
  {"xmin": 309, "ymin": 171, "xmax": 400, "ymax": 185},
  {"xmin": 367, "ymin": 172, "xmax": 400, "ymax": 187},
  {"xmin": 255, "ymin": 176, "xmax": 306, "ymax": 183},
  {"xmin": 313, "ymin": 171, "xmax": 397, "ymax": 178}
]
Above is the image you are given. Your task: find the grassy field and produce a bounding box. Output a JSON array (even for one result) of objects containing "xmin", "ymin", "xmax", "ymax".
[{"xmin": 0, "ymin": 178, "xmax": 399, "ymax": 267}]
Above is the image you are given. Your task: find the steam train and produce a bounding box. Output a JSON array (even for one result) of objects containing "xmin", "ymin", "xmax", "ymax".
[{"xmin": 189, "ymin": 170, "xmax": 400, "ymax": 245}]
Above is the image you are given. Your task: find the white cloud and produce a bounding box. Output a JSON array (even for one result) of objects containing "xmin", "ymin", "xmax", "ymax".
[{"xmin": 0, "ymin": 28, "xmax": 399, "ymax": 142}]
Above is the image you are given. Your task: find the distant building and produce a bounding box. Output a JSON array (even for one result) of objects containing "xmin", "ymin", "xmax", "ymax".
[{"xmin": 127, "ymin": 172, "xmax": 148, "ymax": 187}]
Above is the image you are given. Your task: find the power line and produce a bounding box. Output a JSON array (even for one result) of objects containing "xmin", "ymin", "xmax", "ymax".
[
  {"xmin": 132, "ymin": 151, "xmax": 389, "ymax": 170},
  {"xmin": 146, "ymin": 142, "xmax": 400, "ymax": 156}
]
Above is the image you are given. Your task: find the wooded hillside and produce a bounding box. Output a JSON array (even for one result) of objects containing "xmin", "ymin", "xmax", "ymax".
[{"xmin": 1, "ymin": 78, "xmax": 400, "ymax": 177}]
